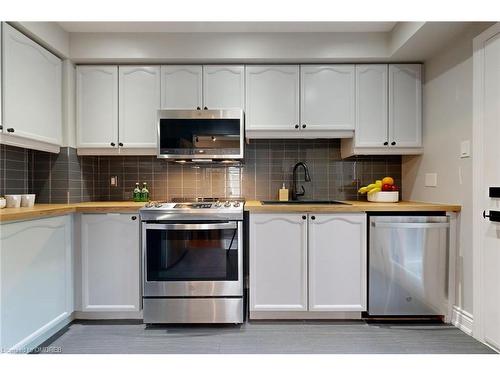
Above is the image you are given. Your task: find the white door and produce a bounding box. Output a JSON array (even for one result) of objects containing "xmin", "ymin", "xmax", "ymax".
[
  {"xmin": 118, "ymin": 66, "xmax": 161, "ymax": 149},
  {"xmin": 389, "ymin": 64, "xmax": 422, "ymax": 148},
  {"xmin": 203, "ymin": 65, "xmax": 245, "ymax": 110},
  {"xmin": 245, "ymin": 65, "xmax": 300, "ymax": 132},
  {"xmin": 355, "ymin": 65, "xmax": 389, "ymax": 147},
  {"xmin": 77, "ymin": 66, "xmax": 118, "ymax": 149},
  {"xmin": 2, "ymin": 23, "xmax": 62, "ymax": 145},
  {"xmin": 308, "ymin": 213, "xmax": 367, "ymax": 311},
  {"xmin": 81, "ymin": 214, "xmax": 140, "ymax": 312},
  {"xmin": 249, "ymin": 213, "xmax": 308, "ymax": 311},
  {"xmin": 300, "ymin": 65, "xmax": 355, "ymax": 131},
  {"xmin": 161, "ymin": 65, "xmax": 202, "ymax": 109},
  {"xmin": 476, "ymin": 26, "xmax": 500, "ymax": 350}
]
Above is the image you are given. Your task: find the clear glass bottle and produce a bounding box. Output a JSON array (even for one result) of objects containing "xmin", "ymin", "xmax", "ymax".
[
  {"xmin": 133, "ymin": 183, "xmax": 141, "ymax": 202},
  {"xmin": 140, "ymin": 182, "xmax": 149, "ymax": 202}
]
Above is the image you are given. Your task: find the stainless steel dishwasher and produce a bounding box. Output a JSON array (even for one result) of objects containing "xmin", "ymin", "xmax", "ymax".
[{"xmin": 368, "ymin": 215, "xmax": 450, "ymax": 316}]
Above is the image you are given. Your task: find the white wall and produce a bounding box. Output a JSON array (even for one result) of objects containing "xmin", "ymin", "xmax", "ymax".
[
  {"xmin": 402, "ymin": 23, "xmax": 492, "ymax": 315},
  {"xmin": 69, "ymin": 32, "xmax": 390, "ymax": 63},
  {"xmin": 61, "ymin": 60, "xmax": 76, "ymax": 148},
  {"xmin": 11, "ymin": 22, "xmax": 70, "ymax": 57}
]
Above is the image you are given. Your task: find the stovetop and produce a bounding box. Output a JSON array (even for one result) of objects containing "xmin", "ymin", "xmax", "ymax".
[{"xmin": 140, "ymin": 198, "xmax": 244, "ymax": 221}]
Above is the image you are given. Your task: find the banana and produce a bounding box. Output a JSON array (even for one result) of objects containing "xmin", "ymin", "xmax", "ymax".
[
  {"xmin": 368, "ymin": 187, "xmax": 381, "ymax": 194},
  {"xmin": 358, "ymin": 186, "xmax": 369, "ymax": 194}
]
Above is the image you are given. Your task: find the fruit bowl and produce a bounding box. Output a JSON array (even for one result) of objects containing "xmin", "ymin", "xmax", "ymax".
[{"xmin": 367, "ymin": 191, "xmax": 399, "ymax": 203}]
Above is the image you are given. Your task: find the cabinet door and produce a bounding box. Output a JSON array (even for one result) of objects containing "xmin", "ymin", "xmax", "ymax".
[
  {"xmin": 161, "ymin": 65, "xmax": 202, "ymax": 109},
  {"xmin": 0, "ymin": 215, "xmax": 72, "ymax": 352},
  {"xmin": 308, "ymin": 213, "xmax": 367, "ymax": 311},
  {"xmin": 2, "ymin": 23, "xmax": 62, "ymax": 145},
  {"xmin": 249, "ymin": 213, "xmax": 308, "ymax": 311},
  {"xmin": 77, "ymin": 66, "xmax": 118, "ymax": 148},
  {"xmin": 118, "ymin": 66, "xmax": 160, "ymax": 149},
  {"xmin": 81, "ymin": 214, "xmax": 140, "ymax": 312},
  {"xmin": 300, "ymin": 65, "xmax": 355, "ymax": 131},
  {"xmin": 389, "ymin": 64, "xmax": 422, "ymax": 147},
  {"xmin": 245, "ymin": 65, "xmax": 300, "ymax": 132},
  {"xmin": 203, "ymin": 65, "xmax": 245, "ymax": 110},
  {"xmin": 355, "ymin": 65, "xmax": 389, "ymax": 147}
]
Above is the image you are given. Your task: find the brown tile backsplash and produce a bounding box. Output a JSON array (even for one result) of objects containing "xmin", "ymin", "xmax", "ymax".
[
  {"xmin": 0, "ymin": 145, "xmax": 96, "ymax": 203},
  {"xmin": 0, "ymin": 140, "xmax": 401, "ymax": 203},
  {"xmin": 92, "ymin": 139, "xmax": 401, "ymax": 202}
]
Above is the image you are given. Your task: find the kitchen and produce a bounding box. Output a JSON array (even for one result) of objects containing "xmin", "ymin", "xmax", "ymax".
[{"xmin": 1, "ymin": 5, "xmax": 500, "ymax": 369}]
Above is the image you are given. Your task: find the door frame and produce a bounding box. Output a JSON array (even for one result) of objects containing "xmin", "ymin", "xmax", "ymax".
[{"xmin": 472, "ymin": 22, "xmax": 500, "ymax": 344}]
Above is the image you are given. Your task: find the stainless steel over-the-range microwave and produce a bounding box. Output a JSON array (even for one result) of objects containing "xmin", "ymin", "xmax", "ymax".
[{"xmin": 157, "ymin": 109, "xmax": 244, "ymax": 161}]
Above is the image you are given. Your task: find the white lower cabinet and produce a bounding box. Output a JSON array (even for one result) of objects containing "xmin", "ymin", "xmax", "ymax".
[
  {"xmin": 249, "ymin": 212, "xmax": 367, "ymax": 317},
  {"xmin": 249, "ymin": 213, "xmax": 308, "ymax": 311},
  {"xmin": 0, "ymin": 215, "xmax": 73, "ymax": 352},
  {"xmin": 308, "ymin": 213, "xmax": 367, "ymax": 311},
  {"xmin": 80, "ymin": 213, "xmax": 140, "ymax": 312}
]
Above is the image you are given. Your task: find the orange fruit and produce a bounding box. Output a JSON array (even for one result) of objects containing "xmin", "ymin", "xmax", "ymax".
[{"xmin": 382, "ymin": 177, "xmax": 394, "ymax": 186}]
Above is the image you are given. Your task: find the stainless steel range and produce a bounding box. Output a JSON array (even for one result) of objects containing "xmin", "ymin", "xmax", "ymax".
[{"xmin": 140, "ymin": 198, "xmax": 244, "ymax": 324}]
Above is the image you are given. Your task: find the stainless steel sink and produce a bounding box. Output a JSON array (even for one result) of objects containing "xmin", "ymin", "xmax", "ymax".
[{"xmin": 261, "ymin": 200, "xmax": 351, "ymax": 205}]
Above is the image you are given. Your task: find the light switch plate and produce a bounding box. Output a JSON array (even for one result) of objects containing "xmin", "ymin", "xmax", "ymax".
[
  {"xmin": 110, "ymin": 176, "xmax": 118, "ymax": 186},
  {"xmin": 460, "ymin": 140, "xmax": 471, "ymax": 158},
  {"xmin": 425, "ymin": 173, "xmax": 438, "ymax": 187}
]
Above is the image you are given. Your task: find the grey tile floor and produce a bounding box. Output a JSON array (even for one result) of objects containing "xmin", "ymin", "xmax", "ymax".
[{"xmin": 40, "ymin": 320, "xmax": 496, "ymax": 354}]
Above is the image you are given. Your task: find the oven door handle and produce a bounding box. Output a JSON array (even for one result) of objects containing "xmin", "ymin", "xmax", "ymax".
[{"xmin": 144, "ymin": 222, "xmax": 237, "ymax": 230}]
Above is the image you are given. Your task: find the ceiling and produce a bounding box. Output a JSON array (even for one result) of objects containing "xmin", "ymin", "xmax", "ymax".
[{"xmin": 57, "ymin": 21, "xmax": 397, "ymax": 33}]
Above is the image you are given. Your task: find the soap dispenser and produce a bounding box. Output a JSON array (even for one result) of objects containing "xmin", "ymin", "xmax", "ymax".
[{"xmin": 279, "ymin": 183, "xmax": 289, "ymax": 201}]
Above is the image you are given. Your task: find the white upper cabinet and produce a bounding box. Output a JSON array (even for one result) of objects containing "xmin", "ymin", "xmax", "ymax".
[
  {"xmin": 341, "ymin": 63, "xmax": 422, "ymax": 157},
  {"xmin": 355, "ymin": 65, "xmax": 389, "ymax": 147},
  {"xmin": 161, "ymin": 65, "xmax": 202, "ymax": 109},
  {"xmin": 77, "ymin": 66, "xmax": 118, "ymax": 149},
  {"xmin": 245, "ymin": 65, "xmax": 300, "ymax": 133},
  {"xmin": 118, "ymin": 66, "xmax": 161, "ymax": 149},
  {"xmin": 300, "ymin": 65, "xmax": 355, "ymax": 131},
  {"xmin": 389, "ymin": 64, "xmax": 422, "ymax": 147},
  {"xmin": 80, "ymin": 214, "xmax": 140, "ymax": 312},
  {"xmin": 203, "ymin": 65, "xmax": 245, "ymax": 110},
  {"xmin": 308, "ymin": 214, "xmax": 367, "ymax": 312},
  {"xmin": 249, "ymin": 213, "xmax": 308, "ymax": 312},
  {"xmin": 2, "ymin": 23, "xmax": 62, "ymax": 146}
]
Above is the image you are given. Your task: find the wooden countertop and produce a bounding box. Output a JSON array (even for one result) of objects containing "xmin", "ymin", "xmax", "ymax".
[
  {"xmin": 244, "ymin": 200, "xmax": 461, "ymax": 213},
  {"xmin": 0, "ymin": 202, "xmax": 145, "ymax": 223},
  {"xmin": 0, "ymin": 199, "xmax": 461, "ymax": 223}
]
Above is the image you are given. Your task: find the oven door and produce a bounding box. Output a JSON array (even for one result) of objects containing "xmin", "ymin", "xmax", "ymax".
[{"xmin": 142, "ymin": 221, "xmax": 243, "ymax": 297}]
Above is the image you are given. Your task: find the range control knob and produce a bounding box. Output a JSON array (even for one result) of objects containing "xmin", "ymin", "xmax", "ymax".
[
  {"xmin": 214, "ymin": 201, "xmax": 222, "ymax": 207},
  {"xmin": 233, "ymin": 201, "xmax": 241, "ymax": 207},
  {"xmin": 224, "ymin": 201, "xmax": 231, "ymax": 207},
  {"xmin": 154, "ymin": 203, "xmax": 163, "ymax": 208}
]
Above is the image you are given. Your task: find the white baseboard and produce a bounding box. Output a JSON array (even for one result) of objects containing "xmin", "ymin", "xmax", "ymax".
[{"xmin": 451, "ymin": 306, "xmax": 474, "ymax": 336}]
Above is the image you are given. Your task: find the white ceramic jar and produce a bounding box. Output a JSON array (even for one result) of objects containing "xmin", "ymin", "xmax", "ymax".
[
  {"xmin": 21, "ymin": 194, "xmax": 36, "ymax": 208},
  {"xmin": 5, "ymin": 194, "xmax": 22, "ymax": 208},
  {"xmin": 0, "ymin": 197, "xmax": 6, "ymax": 209}
]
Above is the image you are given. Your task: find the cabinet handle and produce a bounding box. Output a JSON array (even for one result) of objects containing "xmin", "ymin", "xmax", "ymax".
[
  {"xmin": 131, "ymin": 216, "xmax": 137, "ymax": 221},
  {"xmin": 118, "ymin": 142, "xmax": 124, "ymax": 147},
  {"xmin": 0, "ymin": 125, "xmax": 3, "ymax": 131},
  {"xmin": 295, "ymin": 124, "xmax": 299, "ymax": 129},
  {"xmin": 196, "ymin": 106, "xmax": 201, "ymax": 110},
  {"xmin": 383, "ymin": 141, "xmax": 389, "ymax": 146},
  {"xmin": 203, "ymin": 106, "xmax": 208, "ymax": 110},
  {"xmin": 302, "ymin": 215, "xmax": 307, "ymax": 220},
  {"xmin": 110, "ymin": 142, "xmax": 116, "ymax": 147},
  {"xmin": 302, "ymin": 124, "xmax": 306, "ymax": 129},
  {"xmin": 391, "ymin": 141, "xmax": 396, "ymax": 146},
  {"xmin": 6, "ymin": 128, "xmax": 15, "ymax": 133},
  {"xmin": 311, "ymin": 215, "xmax": 316, "ymax": 220}
]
